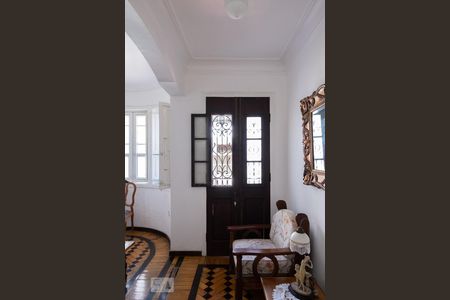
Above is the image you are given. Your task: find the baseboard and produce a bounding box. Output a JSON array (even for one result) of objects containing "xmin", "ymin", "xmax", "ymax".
[
  {"xmin": 126, "ymin": 226, "xmax": 170, "ymax": 246},
  {"xmin": 169, "ymin": 251, "xmax": 202, "ymax": 257}
]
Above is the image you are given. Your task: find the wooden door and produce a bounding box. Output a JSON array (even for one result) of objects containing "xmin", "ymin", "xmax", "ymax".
[{"xmin": 206, "ymin": 97, "xmax": 270, "ymax": 256}]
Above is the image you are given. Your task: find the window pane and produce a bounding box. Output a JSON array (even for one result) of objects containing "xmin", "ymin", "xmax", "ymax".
[
  {"xmin": 137, "ymin": 144, "xmax": 146, "ymax": 154},
  {"xmin": 312, "ymin": 114, "xmax": 322, "ymax": 137},
  {"xmin": 136, "ymin": 115, "xmax": 146, "ymax": 126},
  {"xmin": 125, "ymin": 111, "xmax": 150, "ymax": 182},
  {"xmin": 194, "ymin": 140, "xmax": 207, "ymax": 161},
  {"xmin": 312, "ymin": 106, "xmax": 325, "ymax": 171},
  {"xmin": 136, "ymin": 125, "xmax": 146, "ymax": 144},
  {"xmin": 247, "ymin": 117, "xmax": 261, "ymax": 139},
  {"xmin": 312, "ymin": 106, "xmax": 325, "ymax": 137},
  {"xmin": 247, "ymin": 140, "xmax": 261, "ymax": 161},
  {"xmin": 247, "ymin": 162, "xmax": 262, "ymax": 184},
  {"xmin": 211, "ymin": 114, "xmax": 233, "ymax": 186},
  {"xmin": 313, "ymin": 137, "xmax": 324, "ymax": 159},
  {"xmin": 194, "ymin": 162, "xmax": 207, "ymax": 185},
  {"xmin": 314, "ymin": 159, "xmax": 325, "ymax": 171},
  {"xmin": 137, "ymin": 156, "xmax": 147, "ymax": 179},
  {"xmin": 194, "ymin": 116, "xmax": 207, "ymax": 138}
]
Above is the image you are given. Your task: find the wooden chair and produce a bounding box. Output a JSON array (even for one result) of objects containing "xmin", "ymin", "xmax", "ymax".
[
  {"xmin": 227, "ymin": 200, "xmax": 310, "ymax": 300},
  {"xmin": 124, "ymin": 180, "xmax": 136, "ymax": 230}
]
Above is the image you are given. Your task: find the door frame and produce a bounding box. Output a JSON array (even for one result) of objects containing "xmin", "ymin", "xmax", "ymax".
[
  {"xmin": 200, "ymin": 92, "xmax": 274, "ymax": 255},
  {"xmin": 204, "ymin": 94, "xmax": 271, "ymax": 255}
]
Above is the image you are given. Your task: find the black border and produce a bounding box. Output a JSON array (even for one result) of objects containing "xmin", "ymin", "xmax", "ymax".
[
  {"xmin": 128, "ymin": 226, "xmax": 171, "ymax": 246},
  {"xmin": 169, "ymin": 251, "xmax": 202, "ymax": 257},
  {"xmin": 3, "ymin": 1, "xmax": 125, "ymax": 299},
  {"xmin": 125, "ymin": 235, "xmax": 156, "ymax": 291},
  {"xmin": 327, "ymin": 0, "xmax": 450, "ymax": 298}
]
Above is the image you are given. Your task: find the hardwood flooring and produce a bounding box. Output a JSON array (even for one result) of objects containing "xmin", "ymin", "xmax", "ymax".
[
  {"xmin": 125, "ymin": 229, "xmax": 263, "ymax": 300},
  {"xmin": 126, "ymin": 230, "xmax": 170, "ymax": 300}
]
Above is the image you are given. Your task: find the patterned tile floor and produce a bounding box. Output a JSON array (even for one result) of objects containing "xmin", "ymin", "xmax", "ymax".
[
  {"xmin": 125, "ymin": 229, "xmax": 263, "ymax": 300},
  {"xmin": 125, "ymin": 230, "xmax": 170, "ymax": 300},
  {"xmin": 126, "ymin": 235, "xmax": 155, "ymax": 289},
  {"xmin": 188, "ymin": 264, "xmax": 254, "ymax": 300}
]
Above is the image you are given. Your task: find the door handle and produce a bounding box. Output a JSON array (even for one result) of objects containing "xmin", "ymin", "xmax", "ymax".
[{"xmin": 233, "ymin": 201, "xmax": 237, "ymax": 207}]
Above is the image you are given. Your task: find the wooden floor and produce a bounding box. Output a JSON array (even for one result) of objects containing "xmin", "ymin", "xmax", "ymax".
[
  {"xmin": 126, "ymin": 229, "xmax": 249, "ymax": 300},
  {"xmin": 166, "ymin": 256, "xmax": 231, "ymax": 300},
  {"xmin": 126, "ymin": 230, "xmax": 170, "ymax": 300}
]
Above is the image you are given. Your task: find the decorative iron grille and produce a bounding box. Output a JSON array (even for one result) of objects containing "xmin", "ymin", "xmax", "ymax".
[{"xmin": 211, "ymin": 114, "xmax": 233, "ymax": 186}]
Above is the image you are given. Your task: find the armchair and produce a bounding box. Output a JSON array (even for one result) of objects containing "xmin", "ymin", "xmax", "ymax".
[{"xmin": 227, "ymin": 200, "xmax": 310, "ymax": 300}]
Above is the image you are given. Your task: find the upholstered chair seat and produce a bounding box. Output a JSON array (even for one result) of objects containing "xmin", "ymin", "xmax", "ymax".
[
  {"xmin": 232, "ymin": 239, "xmax": 292, "ymax": 275},
  {"xmin": 231, "ymin": 209, "xmax": 298, "ymax": 276}
]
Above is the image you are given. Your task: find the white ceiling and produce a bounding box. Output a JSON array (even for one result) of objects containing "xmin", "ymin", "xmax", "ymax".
[
  {"xmin": 125, "ymin": 32, "xmax": 160, "ymax": 92},
  {"xmin": 126, "ymin": 0, "xmax": 174, "ymax": 83},
  {"xmin": 166, "ymin": 0, "xmax": 314, "ymax": 60}
]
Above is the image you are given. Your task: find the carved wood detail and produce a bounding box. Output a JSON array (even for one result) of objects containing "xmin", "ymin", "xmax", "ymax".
[
  {"xmin": 300, "ymin": 84, "xmax": 325, "ymax": 190},
  {"xmin": 276, "ymin": 200, "xmax": 287, "ymax": 210}
]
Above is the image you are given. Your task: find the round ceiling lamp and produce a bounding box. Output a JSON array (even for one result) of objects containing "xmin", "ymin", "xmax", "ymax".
[{"xmin": 225, "ymin": 0, "xmax": 248, "ymax": 20}]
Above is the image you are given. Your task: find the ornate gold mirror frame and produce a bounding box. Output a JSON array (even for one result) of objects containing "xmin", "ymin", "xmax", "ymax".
[{"xmin": 300, "ymin": 84, "xmax": 325, "ymax": 190}]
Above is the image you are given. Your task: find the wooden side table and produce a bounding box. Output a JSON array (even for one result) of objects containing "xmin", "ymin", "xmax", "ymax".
[{"xmin": 260, "ymin": 276, "xmax": 325, "ymax": 300}]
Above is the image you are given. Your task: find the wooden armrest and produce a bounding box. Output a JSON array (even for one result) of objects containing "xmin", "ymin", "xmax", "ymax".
[
  {"xmin": 233, "ymin": 247, "xmax": 294, "ymax": 256},
  {"xmin": 227, "ymin": 224, "xmax": 271, "ymax": 232}
]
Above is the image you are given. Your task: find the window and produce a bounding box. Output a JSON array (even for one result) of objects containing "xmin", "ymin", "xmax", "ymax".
[
  {"xmin": 246, "ymin": 116, "xmax": 262, "ymax": 184},
  {"xmin": 191, "ymin": 114, "xmax": 207, "ymax": 187},
  {"xmin": 125, "ymin": 104, "xmax": 170, "ymax": 187},
  {"xmin": 211, "ymin": 114, "xmax": 233, "ymax": 186},
  {"xmin": 125, "ymin": 111, "xmax": 149, "ymax": 182},
  {"xmin": 312, "ymin": 106, "xmax": 325, "ymax": 171}
]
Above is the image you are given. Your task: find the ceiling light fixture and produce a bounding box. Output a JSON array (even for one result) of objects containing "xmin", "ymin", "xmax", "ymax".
[{"xmin": 225, "ymin": 0, "xmax": 248, "ymax": 20}]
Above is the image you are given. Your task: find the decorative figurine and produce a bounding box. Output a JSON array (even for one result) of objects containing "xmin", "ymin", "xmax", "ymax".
[{"xmin": 289, "ymin": 255, "xmax": 314, "ymax": 299}]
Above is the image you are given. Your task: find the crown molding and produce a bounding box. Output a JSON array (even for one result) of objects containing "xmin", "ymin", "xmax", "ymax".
[
  {"xmin": 282, "ymin": 0, "xmax": 325, "ymax": 63},
  {"xmin": 279, "ymin": 0, "xmax": 316, "ymax": 60},
  {"xmin": 190, "ymin": 55, "xmax": 282, "ymax": 61},
  {"xmin": 164, "ymin": 0, "xmax": 316, "ymax": 62}
]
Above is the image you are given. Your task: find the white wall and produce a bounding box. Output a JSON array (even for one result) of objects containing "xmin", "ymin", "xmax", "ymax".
[
  {"xmin": 125, "ymin": 88, "xmax": 169, "ymax": 107},
  {"xmin": 284, "ymin": 7, "xmax": 325, "ymax": 289},
  {"xmin": 126, "ymin": 87, "xmax": 171, "ymax": 237},
  {"xmin": 130, "ymin": 187, "xmax": 171, "ymax": 237},
  {"xmin": 169, "ymin": 64, "xmax": 289, "ymax": 254}
]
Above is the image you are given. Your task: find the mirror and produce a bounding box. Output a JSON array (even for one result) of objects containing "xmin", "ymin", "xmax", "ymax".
[
  {"xmin": 300, "ymin": 84, "xmax": 325, "ymax": 189},
  {"xmin": 312, "ymin": 105, "xmax": 325, "ymax": 171}
]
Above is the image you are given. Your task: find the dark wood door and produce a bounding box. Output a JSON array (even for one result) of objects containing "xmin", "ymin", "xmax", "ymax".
[{"xmin": 206, "ymin": 97, "xmax": 270, "ymax": 256}]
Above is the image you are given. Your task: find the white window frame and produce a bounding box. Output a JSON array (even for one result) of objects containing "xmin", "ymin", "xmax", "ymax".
[
  {"xmin": 126, "ymin": 109, "xmax": 150, "ymax": 184},
  {"xmin": 126, "ymin": 104, "xmax": 170, "ymax": 189}
]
